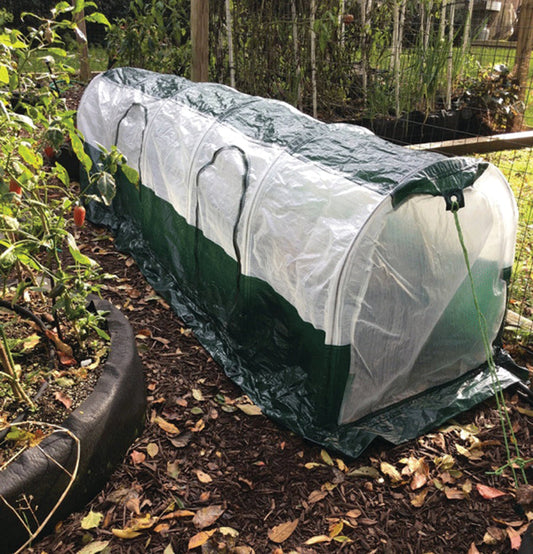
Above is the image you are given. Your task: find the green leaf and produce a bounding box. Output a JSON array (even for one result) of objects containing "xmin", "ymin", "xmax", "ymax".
[
  {"xmin": 0, "ymin": 65, "xmax": 8, "ymax": 85},
  {"xmin": 121, "ymin": 164, "xmax": 139, "ymax": 188},
  {"xmin": 85, "ymin": 12, "xmax": 111, "ymax": 27},
  {"xmin": 81, "ymin": 510, "xmax": 104, "ymax": 530},
  {"xmin": 67, "ymin": 233, "xmax": 97, "ymax": 267},
  {"xmin": 18, "ymin": 144, "xmax": 42, "ymax": 169},
  {"xmin": 70, "ymin": 132, "xmax": 93, "ymax": 172},
  {"xmin": 96, "ymin": 172, "xmax": 116, "ymax": 206},
  {"xmin": 54, "ymin": 162, "xmax": 70, "ymax": 186}
]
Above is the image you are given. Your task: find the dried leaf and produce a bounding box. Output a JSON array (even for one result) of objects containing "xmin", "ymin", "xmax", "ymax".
[
  {"xmin": 58, "ymin": 350, "xmax": 77, "ymax": 366},
  {"xmin": 304, "ymin": 535, "xmax": 331, "ymax": 545},
  {"xmin": 146, "ymin": 443, "xmax": 159, "ymax": 458},
  {"xmin": 188, "ymin": 529, "xmax": 216, "ymax": 549},
  {"xmin": 45, "ymin": 329, "xmax": 73, "ymax": 356},
  {"xmin": 81, "ymin": 510, "xmax": 104, "ymax": 530},
  {"xmin": 462, "ymin": 479, "xmax": 473, "ymax": 495},
  {"xmin": 54, "ymin": 391, "xmax": 73, "ymax": 410},
  {"xmin": 22, "ymin": 334, "xmax": 41, "ymax": 351},
  {"xmin": 154, "ymin": 416, "xmax": 180, "ymax": 435},
  {"xmin": 515, "ymin": 406, "xmax": 533, "ymax": 417},
  {"xmin": 477, "ymin": 483, "xmax": 507, "ymax": 499},
  {"xmin": 195, "ymin": 469, "xmax": 213, "ymax": 484},
  {"xmin": 506, "ymin": 526, "xmax": 522, "ymax": 550},
  {"xmin": 345, "ymin": 509, "xmax": 362, "ymax": 519},
  {"xmin": 163, "ymin": 543, "xmax": 175, "ymax": 554},
  {"xmin": 77, "ymin": 541, "xmax": 111, "ymax": 554},
  {"xmin": 191, "ymin": 419, "xmax": 205, "ymax": 432},
  {"xmin": 411, "ymin": 488, "xmax": 429, "ymax": 508},
  {"xmin": 483, "ymin": 526, "xmax": 506, "ymax": 544},
  {"xmin": 347, "ymin": 466, "xmax": 380, "ymax": 479},
  {"xmin": 320, "ymin": 450, "xmax": 334, "ymax": 466},
  {"xmin": 112, "ymin": 528, "xmax": 143, "ymax": 539},
  {"xmin": 434, "ymin": 454, "xmax": 455, "ymax": 470},
  {"xmin": 336, "ymin": 458, "xmax": 348, "ymax": 472},
  {"xmin": 268, "ymin": 519, "xmax": 298, "ymax": 543},
  {"xmin": 161, "ymin": 510, "xmax": 195, "ymax": 520},
  {"xmin": 329, "ymin": 520, "xmax": 343, "ymax": 538},
  {"xmin": 192, "ymin": 388, "xmax": 204, "ymax": 401},
  {"xmin": 170, "ymin": 432, "xmax": 192, "ymax": 449},
  {"xmin": 192, "ymin": 505, "xmax": 224, "ymax": 529},
  {"xmin": 411, "ymin": 471, "xmax": 427, "ymax": 491},
  {"xmin": 380, "ymin": 462, "xmax": 402, "ymax": 483},
  {"xmin": 444, "ymin": 487, "xmax": 465, "ymax": 500},
  {"xmin": 467, "ymin": 541, "xmax": 480, "ymax": 554},
  {"xmin": 130, "ymin": 450, "xmax": 146, "ymax": 465},
  {"xmin": 308, "ymin": 490, "xmax": 327, "ymax": 504},
  {"xmin": 516, "ymin": 485, "xmax": 533, "ymax": 507},
  {"xmin": 236, "ymin": 403, "xmax": 262, "ymax": 416},
  {"xmin": 304, "ymin": 462, "xmax": 323, "ymax": 470},
  {"xmin": 167, "ymin": 460, "xmax": 180, "ymax": 480}
]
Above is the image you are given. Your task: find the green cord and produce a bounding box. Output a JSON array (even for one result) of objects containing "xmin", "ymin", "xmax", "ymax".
[{"xmin": 451, "ymin": 200, "xmax": 528, "ymax": 487}]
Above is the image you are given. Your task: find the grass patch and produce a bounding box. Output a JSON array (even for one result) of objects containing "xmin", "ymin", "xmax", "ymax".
[{"xmin": 480, "ymin": 149, "xmax": 533, "ymax": 341}]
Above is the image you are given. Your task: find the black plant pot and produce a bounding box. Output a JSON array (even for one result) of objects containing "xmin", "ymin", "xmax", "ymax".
[{"xmin": 0, "ymin": 297, "xmax": 146, "ymax": 553}]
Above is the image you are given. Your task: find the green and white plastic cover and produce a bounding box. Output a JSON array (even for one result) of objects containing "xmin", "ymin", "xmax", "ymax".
[{"xmin": 78, "ymin": 68, "xmax": 525, "ymax": 457}]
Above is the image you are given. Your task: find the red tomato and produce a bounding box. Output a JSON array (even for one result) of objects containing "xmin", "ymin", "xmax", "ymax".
[
  {"xmin": 73, "ymin": 205, "xmax": 86, "ymax": 227},
  {"xmin": 9, "ymin": 179, "xmax": 22, "ymax": 195},
  {"xmin": 343, "ymin": 14, "xmax": 355, "ymax": 24},
  {"xmin": 44, "ymin": 145, "xmax": 55, "ymax": 159}
]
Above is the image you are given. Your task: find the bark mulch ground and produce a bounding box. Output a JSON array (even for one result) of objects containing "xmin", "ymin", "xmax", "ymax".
[{"xmin": 25, "ymin": 220, "xmax": 533, "ymax": 554}]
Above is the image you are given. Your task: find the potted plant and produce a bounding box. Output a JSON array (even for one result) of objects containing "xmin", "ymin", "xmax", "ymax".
[{"xmin": 0, "ymin": 4, "xmax": 146, "ymax": 551}]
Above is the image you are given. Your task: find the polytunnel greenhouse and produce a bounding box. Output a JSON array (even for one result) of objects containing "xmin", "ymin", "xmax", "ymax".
[{"xmin": 77, "ymin": 67, "xmax": 526, "ymax": 457}]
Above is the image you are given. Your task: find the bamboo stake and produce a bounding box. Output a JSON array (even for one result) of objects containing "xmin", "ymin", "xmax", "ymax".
[
  {"xmin": 360, "ymin": 0, "xmax": 369, "ymax": 105},
  {"xmin": 446, "ymin": 0, "xmax": 456, "ymax": 109},
  {"xmin": 191, "ymin": 0, "xmax": 209, "ymax": 82},
  {"xmin": 71, "ymin": 1, "xmax": 90, "ymax": 82},
  {"xmin": 225, "ymin": 0, "xmax": 235, "ymax": 88},
  {"xmin": 462, "ymin": 0, "xmax": 474, "ymax": 57},
  {"xmin": 310, "ymin": 0, "xmax": 317, "ymax": 118},
  {"xmin": 291, "ymin": 0, "xmax": 303, "ymax": 110},
  {"xmin": 339, "ymin": 0, "xmax": 346, "ymax": 47},
  {"xmin": 439, "ymin": 0, "xmax": 448, "ymax": 42},
  {"xmin": 511, "ymin": 0, "xmax": 533, "ymax": 131}
]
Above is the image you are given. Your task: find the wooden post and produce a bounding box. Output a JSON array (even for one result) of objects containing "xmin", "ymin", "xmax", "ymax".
[
  {"xmin": 225, "ymin": 0, "xmax": 235, "ymax": 87},
  {"xmin": 512, "ymin": 0, "xmax": 533, "ymax": 131},
  {"xmin": 191, "ymin": 0, "xmax": 209, "ymax": 82},
  {"xmin": 310, "ymin": 0, "xmax": 317, "ymax": 118},
  {"xmin": 72, "ymin": 2, "xmax": 90, "ymax": 82}
]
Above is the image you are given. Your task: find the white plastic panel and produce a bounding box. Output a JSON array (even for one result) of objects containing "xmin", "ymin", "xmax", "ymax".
[{"xmin": 338, "ymin": 168, "xmax": 517, "ymax": 424}]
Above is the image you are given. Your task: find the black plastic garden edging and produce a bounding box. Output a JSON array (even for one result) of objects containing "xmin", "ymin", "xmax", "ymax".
[{"xmin": 0, "ymin": 297, "xmax": 146, "ymax": 553}]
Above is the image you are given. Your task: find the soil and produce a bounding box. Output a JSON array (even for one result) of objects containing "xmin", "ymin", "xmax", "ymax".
[{"xmin": 15, "ymin": 82, "xmax": 533, "ymax": 553}]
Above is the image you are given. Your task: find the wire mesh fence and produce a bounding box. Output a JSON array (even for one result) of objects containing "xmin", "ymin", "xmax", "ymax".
[{"xmin": 207, "ymin": 0, "xmax": 533, "ymax": 346}]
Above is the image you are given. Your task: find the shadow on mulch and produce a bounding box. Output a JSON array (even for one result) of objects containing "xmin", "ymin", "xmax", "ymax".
[{"xmin": 23, "ymin": 221, "xmax": 533, "ymax": 554}]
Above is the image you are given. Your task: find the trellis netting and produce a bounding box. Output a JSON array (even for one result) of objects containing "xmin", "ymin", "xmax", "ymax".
[{"xmin": 78, "ymin": 68, "xmax": 526, "ymax": 457}]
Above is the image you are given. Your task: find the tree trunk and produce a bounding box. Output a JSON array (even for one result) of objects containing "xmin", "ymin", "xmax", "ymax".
[{"xmin": 72, "ymin": 2, "xmax": 90, "ymax": 82}]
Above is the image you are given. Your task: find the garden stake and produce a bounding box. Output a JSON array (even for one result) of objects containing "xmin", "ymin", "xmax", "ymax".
[{"xmin": 451, "ymin": 199, "xmax": 529, "ymax": 487}]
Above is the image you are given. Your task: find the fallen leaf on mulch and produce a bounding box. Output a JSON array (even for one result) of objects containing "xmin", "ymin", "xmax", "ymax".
[
  {"xmin": 161, "ymin": 509, "xmax": 195, "ymax": 520},
  {"xmin": 268, "ymin": 519, "xmax": 298, "ymax": 543},
  {"xmin": 192, "ymin": 505, "xmax": 224, "ymax": 529},
  {"xmin": 411, "ymin": 488, "xmax": 429, "ymax": 507},
  {"xmin": 154, "ymin": 415, "xmax": 180, "ymax": 434},
  {"xmin": 146, "ymin": 442, "xmax": 159, "ymax": 457},
  {"xmin": 188, "ymin": 529, "xmax": 216, "ymax": 549},
  {"xmin": 483, "ymin": 526, "xmax": 506, "ymax": 544},
  {"xmin": 380, "ymin": 461, "xmax": 402, "ymax": 483},
  {"xmin": 236, "ymin": 403, "xmax": 262, "ymax": 416},
  {"xmin": 80, "ymin": 510, "xmax": 104, "ymax": 530},
  {"xmin": 130, "ymin": 450, "xmax": 146, "ymax": 465},
  {"xmin": 308, "ymin": 490, "xmax": 327, "ymax": 504},
  {"xmin": 347, "ymin": 465, "xmax": 380, "ymax": 479},
  {"xmin": 305, "ymin": 535, "xmax": 331, "ymax": 545},
  {"xmin": 444, "ymin": 486, "xmax": 465, "ymax": 500},
  {"xmin": 54, "ymin": 390, "xmax": 72, "ymax": 410},
  {"xmin": 476, "ymin": 483, "xmax": 507, "ymax": 499},
  {"xmin": 195, "ymin": 469, "xmax": 213, "ymax": 483},
  {"xmin": 467, "ymin": 541, "xmax": 480, "ymax": 553},
  {"xmin": 516, "ymin": 484, "xmax": 533, "ymax": 507},
  {"xmin": 77, "ymin": 541, "xmax": 110, "ymax": 554},
  {"xmin": 507, "ymin": 526, "xmax": 522, "ymax": 550},
  {"xmin": 320, "ymin": 449, "xmax": 334, "ymax": 466}
]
